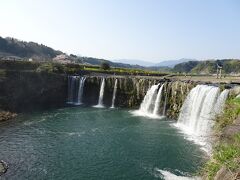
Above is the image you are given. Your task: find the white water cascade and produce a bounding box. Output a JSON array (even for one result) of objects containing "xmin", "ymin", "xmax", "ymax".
[
  {"xmin": 111, "ymin": 79, "xmax": 118, "ymax": 108},
  {"xmin": 67, "ymin": 76, "xmax": 87, "ymax": 105},
  {"xmin": 153, "ymin": 84, "xmax": 164, "ymax": 115},
  {"xmin": 67, "ymin": 76, "xmax": 73, "ymax": 103},
  {"xmin": 67, "ymin": 76, "xmax": 78, "ymax": 104},
  {"xmin": 76, "ymin": 77, "xmax": 86, "ymax": 105},
  {"xmin": 94, "ymin": 78, "xmax": 105, "ymax": 108},
  {"xmin": 214, "ymin": 89, "xmax": 230, "ymax": 114},
  {"xmin": 132, "ymin": 84, "xmax": 165, "ymax": 118},
  {"xmin": 176, "ymin": 85, "xmax": 229, "ymax": 152}
]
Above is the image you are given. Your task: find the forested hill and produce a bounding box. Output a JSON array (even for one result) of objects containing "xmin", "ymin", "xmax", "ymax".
[
  {"xmin": 0, "ymin": 36, "xmax": 62, "ymax": 60},
  {"xmin": 0, "ymin": 36, "xmax": 144, "ymax": 69},
  {"xmin": 173, "ymin": 59, "xmax": 240, "ymax": 74}
]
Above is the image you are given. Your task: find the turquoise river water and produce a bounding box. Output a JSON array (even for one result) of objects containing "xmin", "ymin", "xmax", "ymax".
[{"xmin": 0, "ymin": 107, "xmax": 205, "ymax": 179}]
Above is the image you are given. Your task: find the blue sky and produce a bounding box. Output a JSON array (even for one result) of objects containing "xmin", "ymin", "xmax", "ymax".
[{"xmin": 0, "ymin": 0, "xmax": 239, "ymax": 62}]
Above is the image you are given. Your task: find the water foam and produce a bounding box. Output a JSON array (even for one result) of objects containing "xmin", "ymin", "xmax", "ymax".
[
  {"xmin": 156, "ymin": 169, "xmax": 200, "ymax": 180},
  {"xmin": 175, "ymin": 85, "xmax": 229, "ymax": 153}
]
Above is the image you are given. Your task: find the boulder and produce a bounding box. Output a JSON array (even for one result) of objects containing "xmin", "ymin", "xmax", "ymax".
[{"xmin": 0, "ymin": 160, "xmax": 8, "ymax": 176}]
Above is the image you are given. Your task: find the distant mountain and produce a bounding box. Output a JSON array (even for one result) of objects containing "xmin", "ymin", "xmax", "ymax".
[
  {"xmin": 76, "ymin": 56, "xmax": 144, "ymax": 69},
  {"xmin": 113, "ymin": 59, "xmax": 155, "ymax": 67},
  {"xmin": 154, "ymin": 58, "xmax": 197, "ymax": 68}
]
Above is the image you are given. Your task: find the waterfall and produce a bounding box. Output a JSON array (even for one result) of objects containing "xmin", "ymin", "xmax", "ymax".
[
  {"xmin": 67, "ymin": 76, "xmax": 72, "ymax": 103},
  {"xmin": 94, "ymin": 78, "xmax": 105, "ymax": 108},
  {"xmin": 132, "ymin": 84, "xmax": 165, "ymax": 118},
  {"xmin": 67, "ymin": 76, "xmax": 77, "ymax": 104},
  {"xmin": 176, "ymin": 85, "xmax": 229, "ymax": 152},
  {"xmin": 75, "ymin": 77, "xmax": 86, "ymax": 105},
  {"xmin": 214, "ymin": 89, "xmax": 229, "ymax": 114},
  {"xmin": 111, "ymin": 79, "xmax": 118, "ymax": 108},
  {"xmin": 67, "ymin": 76, "xmax": 87, "ymax": 105},
  {"xmin": 153, "ymin": 84, "xmax": 164, "ymax": 115},
  {"xmin": 139, "ymin": 84, "xmax": 159, "ymax": 114}
]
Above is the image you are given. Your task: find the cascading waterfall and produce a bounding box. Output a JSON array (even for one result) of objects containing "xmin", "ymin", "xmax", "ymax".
[
  {"xmin": 132, "ymin": 83, "xmax": 165, "ymax": 118},
  {"xmin": 153, "ymin": 84, "xmax": 164, "ymax": 115},
  {"xmin": 111, "ymin": 79, "xmax": 118, "ymax": 108},
  {"xmin": 67, "ymin": 76, "xmax": 72, "ymax": 103},
  {"xmin": 214, "ymin": 89, "xmax": 229, "ymax": 114},
  {"xmin": 67, "ymin": 76, "xmax": 86, "ymax": 105},
  {"xmin": 67, "ymin": 76, "xmax": 78, "ymax": 104},
  {"xmin": 76, "ymin": 77, "xmax": 86, "ymax": 105},
  {"xmin": 139, "ymin": 84, "xmax": 159, "ymax": 114},
  {"xmin": 176, "ymin": 85, "xmax": 229, "ymax": 152},
  {"xmin": 94, "ymin": 78, "xmax": 105, "ymax": 108}
]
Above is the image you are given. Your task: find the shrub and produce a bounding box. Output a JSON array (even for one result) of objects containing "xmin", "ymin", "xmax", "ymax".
[
  {"xmin": 100, "ymin": 62, "xmax": 110, "ymax": 70},
  {"xmin": 36, "ymin": 63, "xmax": 65, "ymax": 74}
]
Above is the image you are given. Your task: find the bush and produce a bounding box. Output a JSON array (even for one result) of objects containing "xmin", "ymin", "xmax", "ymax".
[
  {"xmin": 100, "ymin": 62, "xmax": 110, "ymax": 70},
  {"xmin": 36, "ymin": 63, "xmax": 65, "ymax": 74}
]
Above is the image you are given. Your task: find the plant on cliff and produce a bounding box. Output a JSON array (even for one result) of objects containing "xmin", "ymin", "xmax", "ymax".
[
  {"xmin": 203, "ymin": 133, "xmax": 240, "ymax": 179},
  {"xmin": 202, "ymin": 97, "xmax": 240, "ymax": 179},
  {"xmin": 36, "ymin": 63, "xmax": 65, "ymax": 74},
  {"xmin": 215, "ymin": 98, "xmax": 240, "ymax": 131}
]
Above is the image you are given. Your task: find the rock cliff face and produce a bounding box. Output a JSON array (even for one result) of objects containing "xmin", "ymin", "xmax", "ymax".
[
  {"xmin": 0, "ymin": 72, "xmax": 232, "ymax": 120},
  {"xmin": 0, "ymin": 70, "xmax": 203, "ymax": 119},
  {"xmin": 71, "ymin": 76, "xmax": 197, "ymax": 119},
  {"xmin": 0, "ymin": 71, "xmax": 67, "ymax": 112}
]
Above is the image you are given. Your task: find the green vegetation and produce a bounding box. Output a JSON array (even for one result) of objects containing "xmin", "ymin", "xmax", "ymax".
[
  {"xmin": 36, "ymin": 63, "xmax": 66, "ymax": 74},
  {"xmin": 100, "ymin": 62, "xmax": 110, "ymax": 70},
  {"xmin": 0, "ymin": 37, "xmax": 61, "ymax": 60},
  {"xmin": 203, "ymin": 134, "xmax": 240, "ymax": 179},
  {"xmin": 215, "ymin": 98, "xmax": 240, "ymax": 131},
  {"xmin": 0, "ymin": 36, "xmax": 145, "ymax": 69},
  {"xmin": 202, "ymin": 97, "xmax": 240, "ymax": 179},
  {"xmin": 0, "ymin": 60, "xmax": 168, "ymax": 76},
  {"xmin": 173, "ymin": 61, "xmax": 200, "ymax": 73},
  {"xmin": 173, "ymin": 59, "xmax": 240, "ymax": 74},
  {"xmin": 83, "ymin": 65, "xmax": 168, "ymax": 76}
]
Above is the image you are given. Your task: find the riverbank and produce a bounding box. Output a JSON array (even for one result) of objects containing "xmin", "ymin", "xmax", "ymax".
[{"xmin": 202, "ymin": 97, "xmax": 240, "ymax": 179}]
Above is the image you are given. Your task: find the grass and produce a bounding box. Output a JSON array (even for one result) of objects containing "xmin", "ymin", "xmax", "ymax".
[
  {"xmin": 202, "ymin": 97, "xmax": 240, "ymax": 179},
  {"xmin": 203, "ymin": 133, "xmax": 240, "ymax": 179},
  {"xmin": 0, "ymin": 60, "xmax": 168, "ymax": 76},
  {"xmin": 83, "ymin": 66, "xmax": 168, "ymax": 76},
  {"xmin": 215, "ymin": 98, "xmax": 240, "ymax": 131}
]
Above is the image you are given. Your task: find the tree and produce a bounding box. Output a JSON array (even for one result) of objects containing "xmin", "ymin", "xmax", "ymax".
[{"xmin": 101, "ymin": 62, "xmax": 110, "ymax": 70}]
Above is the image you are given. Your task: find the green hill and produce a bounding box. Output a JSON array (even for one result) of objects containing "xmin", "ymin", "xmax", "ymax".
[
  {"xmin": 0, "ymin": 36, "xmax": 145, "ymax": 69},
  {"xmin": 0, "ymin": 37, "xmax": 62, "ymax": 60},
  {"xmin": 173, "ymin": 59, "xmax": 240, "ymax": 74}
]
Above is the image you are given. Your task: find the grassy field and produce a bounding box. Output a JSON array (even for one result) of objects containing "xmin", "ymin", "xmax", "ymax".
[{"xmin": 0, "ymin": 60, "xmax": 168, "ymax": 76}]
